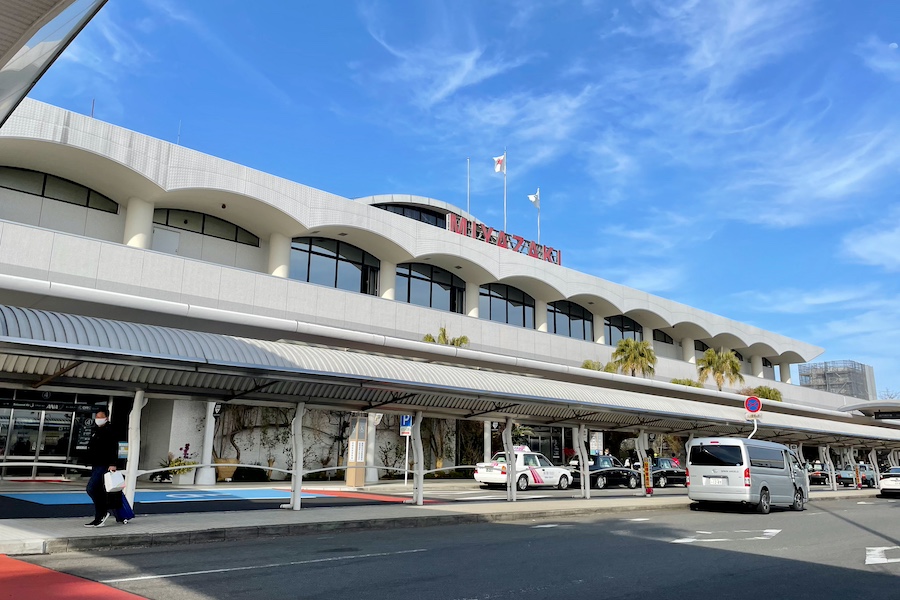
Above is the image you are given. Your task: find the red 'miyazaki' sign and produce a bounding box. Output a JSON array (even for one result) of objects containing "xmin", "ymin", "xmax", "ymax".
[{"xmin": 447, "ymin": 215, "xmax": 562, "ymax": 266}]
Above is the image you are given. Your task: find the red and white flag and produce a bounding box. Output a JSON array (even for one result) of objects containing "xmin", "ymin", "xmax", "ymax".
[{"xmin": 493, "ymin": 153, "xmax": 506, "ymax": 173}]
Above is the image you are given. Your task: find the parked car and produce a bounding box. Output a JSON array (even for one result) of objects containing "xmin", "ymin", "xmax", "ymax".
[
  {"xmin": 807, "ymin": 462, "xmax": 832, "ymax": 486},
  {"xmin": 474, "ymin": 449, "xmax": 572, "ymax": 491},
  {"xmin": 836, "ymin": 463, "xmax": 877, "ymax": 488},
  {"xmin": 571, "ymin": 455, "xmax": 640, "ymax": 489},
  {"xmin": 652, "ymin": 457, "xmax": 687, "ymax": 487},
  {"xmin": 879, "ymin": 466, "xmax": 900, "ymax": 497}
]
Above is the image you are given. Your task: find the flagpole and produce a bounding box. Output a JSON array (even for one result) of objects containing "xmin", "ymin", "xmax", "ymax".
[
  {"xmin": 466, "ymin": 157, "xmax": 470, "ymax": 215},
  {"xmin": 503, "ymin": 148, "xmax": 507, "ymax": 231},
  {"xmin": 537, "ymin": 188, "xmax": 541, "ymax": 246}
]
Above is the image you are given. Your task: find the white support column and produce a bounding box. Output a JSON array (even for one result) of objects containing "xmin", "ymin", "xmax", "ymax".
[
  {"xmin": 868, "ymin": 449, "xmax": 880, "ymax": 487},
  {"xmin": 282, "ymin": 403, "xmax": 305, "ymax": 510},
  {"xmin": 412, "ymin": 411, "xmax": 425, "ymax": 506},
  {"xmin": 820, "ymin": 446, "xmax": 837, "ymax": 491},
  {"xmin": 268, "ymin": 232, "xmax": 292, "ymax": 278},
  {"xmin": 379, "ymin": 261, "xmax": 396, "ymax": 300},
  {"xmin": 123, "ymin": 197, "xmax": 154, "ymax": 249},
  {"xmin": 535, "ymin": 299, "xmax": 548, "ymax": 333},
  {"xmin": 502, "ymin": 417, "xmax": 516, "ymax": 502},
  {"xmin": 483, "ymin": 421, "xmax": 492, "ymax": 463},
  {"xmin": 593, "ymin": 312, "xmax": 605, "ymax": 344},
  {"xmin": 635, "ymin": 430, "xmax": 651, "ymax": 496},
  {"xmin": 750, "ymin": 355, "xmax": 764, "ymax": 378},
  {"xmin": 682, "ymin": 338, "xmax": 695, "ymax": 363},
  {"xmin": 574, "ymin": 425, "xmax": 590, "ymax": 500},
  {"xmin": 124, "ymin": 390, "xmax": 147, "ymax": 508},
  {"xmin": 195, "ymin": 401, "xmax": 217, "ymax": 485},
  {"xmin": 365, "ymin": 414, "xmax": 379, "ymax": 483},
  {"xmin": 779, "ymin": 363, "xmax": 793, "ymax": 384},
  {"xmin": 466, "ymin": 284, "xmax": 480, "ymax": 318},
  {"xmin": 890, "ymin": 450, "xmax": 900, "ymax": 468}
]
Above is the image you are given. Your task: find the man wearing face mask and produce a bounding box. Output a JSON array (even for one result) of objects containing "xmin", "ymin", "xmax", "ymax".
[{"xmin": 84, "ymin": 409, "xmax": 119, "ymax": 527}]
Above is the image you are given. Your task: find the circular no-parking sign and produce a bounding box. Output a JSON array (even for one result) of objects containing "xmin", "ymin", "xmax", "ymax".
[{"xmin": 745, "ymin": 396, "xmax": 762, "ymax": 413}]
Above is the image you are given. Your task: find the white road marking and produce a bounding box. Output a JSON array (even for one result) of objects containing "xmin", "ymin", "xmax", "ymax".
[
  {"xmin": 672, "ymin": 529, "xmax": 780, "ymax": 544},
  {"xmin": 100, "ymin": 548, "xmax": 428, "ymax": 583},
  {"xmin": 626, "ymin": 518, "xmax": 650, "ymax": 522},
  {"xmin": 866, "ymin": 547, "xmax": 900, "ymax": 565},
  {"xmin": 857, "ymin": 501, "xmax": 875, "ymax": 505},
  {"xmin": 532, "ymin": 524, "xmax": 559, "ymax": 528}
]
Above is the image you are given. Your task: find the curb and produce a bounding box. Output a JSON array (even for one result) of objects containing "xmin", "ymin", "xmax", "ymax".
[
  {"xmin": 8, "ymin": 489, "xmax": 880, "ymax": 555},
  {"xmin": 39, "ymin": 501, "xmax": 690, "ymax": 554}
]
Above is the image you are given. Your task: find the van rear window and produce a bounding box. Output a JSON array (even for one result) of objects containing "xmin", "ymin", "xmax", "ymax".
[{"xmin": 689, "ymin": 444, "xmax": 743, "ymax": 466}]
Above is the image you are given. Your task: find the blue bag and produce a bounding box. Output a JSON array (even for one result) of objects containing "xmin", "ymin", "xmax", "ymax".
[{"xmin": 114, "ymin": 494, "xmax": 136, "ymax": 521}]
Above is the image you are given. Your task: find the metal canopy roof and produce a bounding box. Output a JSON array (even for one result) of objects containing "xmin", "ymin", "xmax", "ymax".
[{"xmin": 1, "ymin": 305, "xmax": 898, "ymax": 448}]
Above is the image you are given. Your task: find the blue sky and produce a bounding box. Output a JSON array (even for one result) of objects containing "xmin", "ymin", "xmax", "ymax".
[{"xmin": 26, "ymin": 0, "xmax": 900, "ymax": 395}]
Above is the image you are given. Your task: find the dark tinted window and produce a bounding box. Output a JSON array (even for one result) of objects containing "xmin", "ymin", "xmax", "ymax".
[
  {"xmin": 748, "ymin": 446, "xmax": 785, "ymax": 469},
  {"xmin": 374, "ymin": 203, "xmax": 447, "ymax": 229},
  {"xmin": 396, "ymin": 263, "xmax": 465, "ymax": 314},
  {"xmin": 0, "ymin": 166, "xmax": 118, "ymax": 214},
  {"xmin": 154, "ymin": 209, "xmax": 259, "ymax": 246},
  {"xmin": 605, "ymin": 315, "xmax": 643, "ymax": 345},
  {"xmin": 689, "ymin": 444, "xmax": 743, "ymax": 466},
  {"xmin": 548, "ymin": 300, "xmax": 594, "ymax": 341},
  {"xmin": 290, "ymin": 237, "xmax": 380, "ymax": 295},
  {"xmin": 479, "ymin": 283, "xmax": 535, "ymax": 328}
]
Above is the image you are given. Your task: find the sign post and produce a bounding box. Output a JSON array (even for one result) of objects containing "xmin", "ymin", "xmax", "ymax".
[
  {"xmin": 400, "ymin": 415, "xmax": 412, "ymax": 485},
  {"xmin": 745, "ymin": 396, "xmax": 762, "ymax": 439}
]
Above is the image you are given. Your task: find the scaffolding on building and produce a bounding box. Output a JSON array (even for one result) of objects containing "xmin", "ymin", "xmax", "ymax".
[{"xmin": 798, "ymin": 360, "xmax": 876, "ymax": 401}]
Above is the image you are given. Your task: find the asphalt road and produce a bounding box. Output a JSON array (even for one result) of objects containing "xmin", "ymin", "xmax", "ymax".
[{"xmin": 22, "ymin": 497, "xmax": 900, "ymax": 600}]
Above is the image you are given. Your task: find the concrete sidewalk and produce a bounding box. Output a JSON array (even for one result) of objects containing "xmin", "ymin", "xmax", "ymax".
[{"xmin": 0, "ymin": 480, "xmax": 880, "ymax": 556}]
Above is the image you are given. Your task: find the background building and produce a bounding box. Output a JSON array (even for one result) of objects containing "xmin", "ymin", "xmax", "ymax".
[{"xmin": 798, "ymin": 360, "xmax": 877, "ymax": 402}]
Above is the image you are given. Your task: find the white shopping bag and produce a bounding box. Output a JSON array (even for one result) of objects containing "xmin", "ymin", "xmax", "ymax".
[{"xmin": 104, "ymin": 470, "xmax": 126, "ymax": 493}]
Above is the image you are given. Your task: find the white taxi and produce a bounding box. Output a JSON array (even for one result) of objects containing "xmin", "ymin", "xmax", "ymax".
[
  {"xmin": 880, "ymin": 466, "xmax": 900, "ymax": 497},
  {"xmin": 474, "ymin": 447, "xmax": 572, "ymax": 491}
]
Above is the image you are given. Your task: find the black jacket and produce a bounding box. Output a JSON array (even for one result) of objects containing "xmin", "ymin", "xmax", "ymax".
[{"xmin": 86, "ymin": 423, "xmax": 118, "ymax": 468}]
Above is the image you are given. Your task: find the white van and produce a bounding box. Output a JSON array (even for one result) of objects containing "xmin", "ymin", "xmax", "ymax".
[{"xmin": 686, "ymin": 437, "xmax": 809, "ymax": 514}]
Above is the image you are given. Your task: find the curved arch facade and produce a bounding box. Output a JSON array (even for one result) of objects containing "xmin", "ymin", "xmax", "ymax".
[{"xmin": 0, "ymin": 100, "xmax": 825, "ymax": 378}]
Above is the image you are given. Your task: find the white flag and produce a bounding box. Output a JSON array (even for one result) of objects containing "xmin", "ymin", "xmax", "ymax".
[
  {"xmin": 493, "ymin": 153, "xmax": 506, "ymax": 173},
  {"xmin": 528, "ymin": 188, "xmax": 540, "ymax": 209}
]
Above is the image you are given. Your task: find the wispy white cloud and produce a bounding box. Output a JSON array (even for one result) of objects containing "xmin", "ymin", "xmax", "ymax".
[
  {"xmin": 857, "ymin": 35, "xmax": 900, "ymax": 82},
  {"xmin": 361, "ymin": 9, "xmax": 531, "ymax": 109},
  {"xmin": 731, "ymin": 284, "xmax": 884, "ymax": 315},
  {"xmin": 841, "ymin": 208, "xmax": 900, "ymax": 271}
]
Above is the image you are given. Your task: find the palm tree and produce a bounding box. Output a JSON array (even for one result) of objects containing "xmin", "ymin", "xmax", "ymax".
[
  {"xmin": 697, "ymin": 347, "xmax": 745, "ymax": 391},
  {"xmin": 422, "ymin": 326, "xmax": 469, "ymax": 347},
  {"xmin": 671, "ymin": 378, "xmax": 702, "ymax": 387},
  {"xmin": 610, "ymin": 338, "xmax": 657, "ymax": 377}
]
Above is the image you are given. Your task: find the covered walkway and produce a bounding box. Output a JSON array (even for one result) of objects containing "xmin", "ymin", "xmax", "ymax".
[{"xmin": 2, "ymin": 305, "xmax": 900, "ymax": 509}]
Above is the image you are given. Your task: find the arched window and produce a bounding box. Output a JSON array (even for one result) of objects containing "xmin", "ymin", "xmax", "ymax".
[
  {"xmin": 604, "ymin": 315, "xmax": 643, "ymax": 345},
  {"xmin": 290, "ymin": 237, "xmax": 379, "ymax": 295},
  {"xmin": 374, "ymin": 204, "xmax": 447, "ymax": 228},
  {"xmin": 694, "ymin": 340, "xmax": 710, "ymax": 352},
  {"xmin": 653, "ymin": 330, "xmax": 674, "ymax": 344},
  {"xmin": 396, "ymin": 263, "xmax": 465, "ymax": 313},
  {"xmin": 479, "ymin": 283, "xmax": 535, "ymax": 328},
  {"xmin": 548, "ymin": 300, "xmax": 593, "ymax": 341},
  {"xmin": 0, "ymin": 166, "xmax": 118, "ymax": 213},
  {"xmin": 153, "ymin": 209, "xmax": 259, "ymax": 246}
]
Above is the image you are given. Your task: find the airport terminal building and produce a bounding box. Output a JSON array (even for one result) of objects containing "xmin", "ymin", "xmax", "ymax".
[{"xmin": 1, "ymin": 99, "xmax": 899, "ymax": 485}]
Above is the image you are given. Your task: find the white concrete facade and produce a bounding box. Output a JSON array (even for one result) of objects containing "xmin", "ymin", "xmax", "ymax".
[{"xmin": 0, "ymin": 99, "xmax": 860, "ymax": 474}]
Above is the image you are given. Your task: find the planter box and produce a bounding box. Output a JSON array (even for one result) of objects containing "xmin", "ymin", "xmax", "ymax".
[{"xmin": 172, "ymin": 471, "xmax": 195, "ymax": 485}]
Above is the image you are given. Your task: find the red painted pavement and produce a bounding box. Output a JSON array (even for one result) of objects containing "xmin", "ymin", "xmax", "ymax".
[
  {"xmin": 0, "ymin": 555, "xmax": 145, "ymax": 600},
  {"xmin": 276, "ymin": 487, "xmax": 443, "ymax": 504}
]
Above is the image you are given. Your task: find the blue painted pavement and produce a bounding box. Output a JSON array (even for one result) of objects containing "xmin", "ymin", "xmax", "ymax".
[{"xmin": 1, "ymin": 489, "xmax": 321, "ymax": 505}]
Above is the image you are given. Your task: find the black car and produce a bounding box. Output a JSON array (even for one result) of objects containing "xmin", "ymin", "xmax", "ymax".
[
  {"xmin": 571, "ymin": 455, "xmax": 641, "ymax": 489},
  {"xmin": 807, "ymin": 462, "xmax": 832, "ymax": 485},
  {"xmin": 651, "ymin": 457, "xmax": 687, "ymax": 488}
]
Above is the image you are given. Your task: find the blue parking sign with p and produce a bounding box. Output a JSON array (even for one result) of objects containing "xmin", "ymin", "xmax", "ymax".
[{"xmin": 400, "ymin": 414, "xmax": 412, "ymax": 436}]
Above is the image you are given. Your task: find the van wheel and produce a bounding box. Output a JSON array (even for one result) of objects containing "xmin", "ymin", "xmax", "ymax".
[
  {"xmin": 657, "ymin": 476, "xmax": 667, "ymax": 489},
  {"xmin": 595, "ymin": 475, "xmax": 607, "ymax": 489},
  {"xmin": 557, "ymin": 475, "xmax": 570, "ymax": 490},
  {"xmin": 756, "ymin": 488, "xmax": 771, "ymax": 514},
  {"xmin": 628, "ymin": 475, "xmax": 639, "ymax": 489},
  {"xmin": 517, "ymin": 475, "xmax": 529, "ymax": 491},
  {"xmin": 791, "ymin": 488, "xmax": 804, "ymax": 511}
]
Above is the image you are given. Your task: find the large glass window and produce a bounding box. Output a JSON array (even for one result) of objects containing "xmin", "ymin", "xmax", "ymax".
[
  {"xmin": 0, "ymin": 166, "xmax": 118, "ymax": 214},
  {"xmin": 153, "ymin": 209, "xmax": 259, "ymax": 246},
  {"xmin": 375, "ymin": 204, "xmax": 447, "ymax": 229},
  {"xmin": 653, "ymin": 330, "xmax": 674, "ymax": 344},
  {"xmin": 479, "ymin": 283, "xmax": 535, "ymax": 328},
  {"xmin": 548, "ymin": 300, "xmax": 594, "ymax": 341},
  {"xmin": 290, "ymin": 237, "xmax": 380, "ymax": 295},
  {"xmin": 695, "ymin": 340, "xmax": 710, "ymax": 352},
  {"xmin": 604, "ymin": 315, "xmax": 643, "ymax": 345},
  {"xmin": 396, "ymin": 263, "xmax": 465, "ymax": 313}
]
